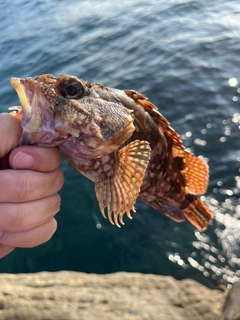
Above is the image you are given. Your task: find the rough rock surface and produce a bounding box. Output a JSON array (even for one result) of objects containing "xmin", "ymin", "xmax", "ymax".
[
  {"xmin": 0, "ymin": 271, "xmax": 227, "ymax": 320},
  {"xmin": 218, "ymin": 282, "xmax": 240, "ymax": 320}
]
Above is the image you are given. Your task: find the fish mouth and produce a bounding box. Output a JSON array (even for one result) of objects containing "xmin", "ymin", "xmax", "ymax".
[{"xmin": 10, "ymin": 77, "xmax": 43, "ymax": 134}]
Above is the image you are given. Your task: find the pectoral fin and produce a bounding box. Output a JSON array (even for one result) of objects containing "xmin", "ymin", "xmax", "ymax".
[{"xmin": 95, "ymin": 140, "xmax": 151, "ymax": 227}]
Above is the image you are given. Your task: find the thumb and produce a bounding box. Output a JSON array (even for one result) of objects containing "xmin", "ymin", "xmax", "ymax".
[{"xmin": 0, "ymin": 113, "xmax": 22, "ymax": 159}]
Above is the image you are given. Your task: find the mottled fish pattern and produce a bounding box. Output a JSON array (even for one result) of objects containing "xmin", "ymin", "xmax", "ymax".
[{"xmin": 10, "ymin": 74, "xmax": 213, "ymax": 230}]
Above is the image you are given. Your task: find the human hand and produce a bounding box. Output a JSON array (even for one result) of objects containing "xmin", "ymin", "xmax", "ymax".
[{"xmin": 0, "ymin": 113, "xmax": 64, "ymax": 258}]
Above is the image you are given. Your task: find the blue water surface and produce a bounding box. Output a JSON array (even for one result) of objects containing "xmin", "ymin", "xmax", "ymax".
[{"xmin": 0, "ymin": 0, "xmax": 240, "ymax": 288}]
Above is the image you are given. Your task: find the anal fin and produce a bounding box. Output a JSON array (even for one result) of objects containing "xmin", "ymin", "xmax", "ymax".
[
  {"xmin": 147, "ymin": 200, "xmax": 185, "ymax": 222},
  {"xmin": 95, "ymin": 140, "xmax": 151, "ymax": 227}
]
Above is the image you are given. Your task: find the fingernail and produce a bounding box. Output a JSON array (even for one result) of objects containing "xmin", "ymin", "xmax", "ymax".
[
  {"xmin": 0, "ymin": 231, "xmax": 3, "ymax": 237},
  {"xmin": 13, "ymin": 152, "xmax": 34, "ymax": 169}
]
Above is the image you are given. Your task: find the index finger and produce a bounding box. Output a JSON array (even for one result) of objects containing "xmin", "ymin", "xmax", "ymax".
[{"xmin": 0, "ymin": 113, "xmax": 22, "ymax": 158}]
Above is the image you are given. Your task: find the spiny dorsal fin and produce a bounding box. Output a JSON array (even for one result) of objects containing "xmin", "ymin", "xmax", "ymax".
[
  {"xmin": 124, "ymin": 89, "xmax": 184, "ymax": 150},
  {"xmin": 95, "ymin": 140, "xmax": 151, "ymax": 227},
  {"xmin": 124, "ymin": 90, "xmax": 158, "ymax": 110}
]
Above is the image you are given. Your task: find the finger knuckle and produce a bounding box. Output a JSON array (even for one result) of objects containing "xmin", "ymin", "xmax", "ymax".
[
  {"xmin": 29, "ymin": 219, "xmax": 57, "ymax": 248},
  {"xmin": 46, "ymin": 218, "xmax": 57, "ymax": 241},
  {"xmin": 15, "ymin": 177, "xmax": 30, "ymax": 202},
  {"xmin": 49, "ymin": 194, "xmax": 61, "ymax": 215},
  {"xmin": 54, "ymin": 169, "xmax": 64, "ymax": 190},
  {"xmin": 10, "ymin": 205, "xmax": 23, "ymax": 229}
]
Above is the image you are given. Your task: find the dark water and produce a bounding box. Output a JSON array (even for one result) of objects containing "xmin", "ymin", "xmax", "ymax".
[{"xmin": 0, "ymin": 0, "xmax": 240, "ymax": 288}]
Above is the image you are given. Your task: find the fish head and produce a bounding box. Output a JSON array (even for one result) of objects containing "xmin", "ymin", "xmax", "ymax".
[{"xmin": 10, "ymin": 74, "xmax": 135, "ymax": 157}]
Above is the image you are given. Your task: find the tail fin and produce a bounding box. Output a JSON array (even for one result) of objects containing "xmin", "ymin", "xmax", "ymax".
[{"xmin": 183, "ymin": 196, "xmax": 213, "ymax": 230}]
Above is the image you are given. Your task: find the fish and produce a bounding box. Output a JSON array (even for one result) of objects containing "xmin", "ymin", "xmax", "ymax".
[{"xmin": 10, "ymin": 74, "xmax": 213, "ymax": 230}]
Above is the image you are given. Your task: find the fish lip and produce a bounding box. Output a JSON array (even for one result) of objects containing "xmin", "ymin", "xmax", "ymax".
[{"xmin": 10, "ymin": 77, "xmax": 42, "ymax": 133}]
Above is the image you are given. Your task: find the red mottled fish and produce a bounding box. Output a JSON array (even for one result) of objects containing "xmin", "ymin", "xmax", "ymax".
[{"xmin": 10, "ymin": 74, "xmax": 213, "ymax": 230}]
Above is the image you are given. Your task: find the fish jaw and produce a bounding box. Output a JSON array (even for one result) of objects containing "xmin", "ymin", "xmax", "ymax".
[
  {"xmin": 10, "ymin": 77, "xmax": 61, "ymax": 146},
  {"xmin": 10, "ymin": 78, "xmax": 41, "ymax": 132}
]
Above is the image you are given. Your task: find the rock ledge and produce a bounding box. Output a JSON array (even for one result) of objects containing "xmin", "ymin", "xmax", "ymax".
[{"xmin": 0, "ymin": 271, "xmax": 228, "ymax": 320}]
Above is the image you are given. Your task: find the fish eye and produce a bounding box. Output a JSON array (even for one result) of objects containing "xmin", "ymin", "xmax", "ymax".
[{"xmin": 58, "ymin": 77, "xmax": 85, "ymax": 99}]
